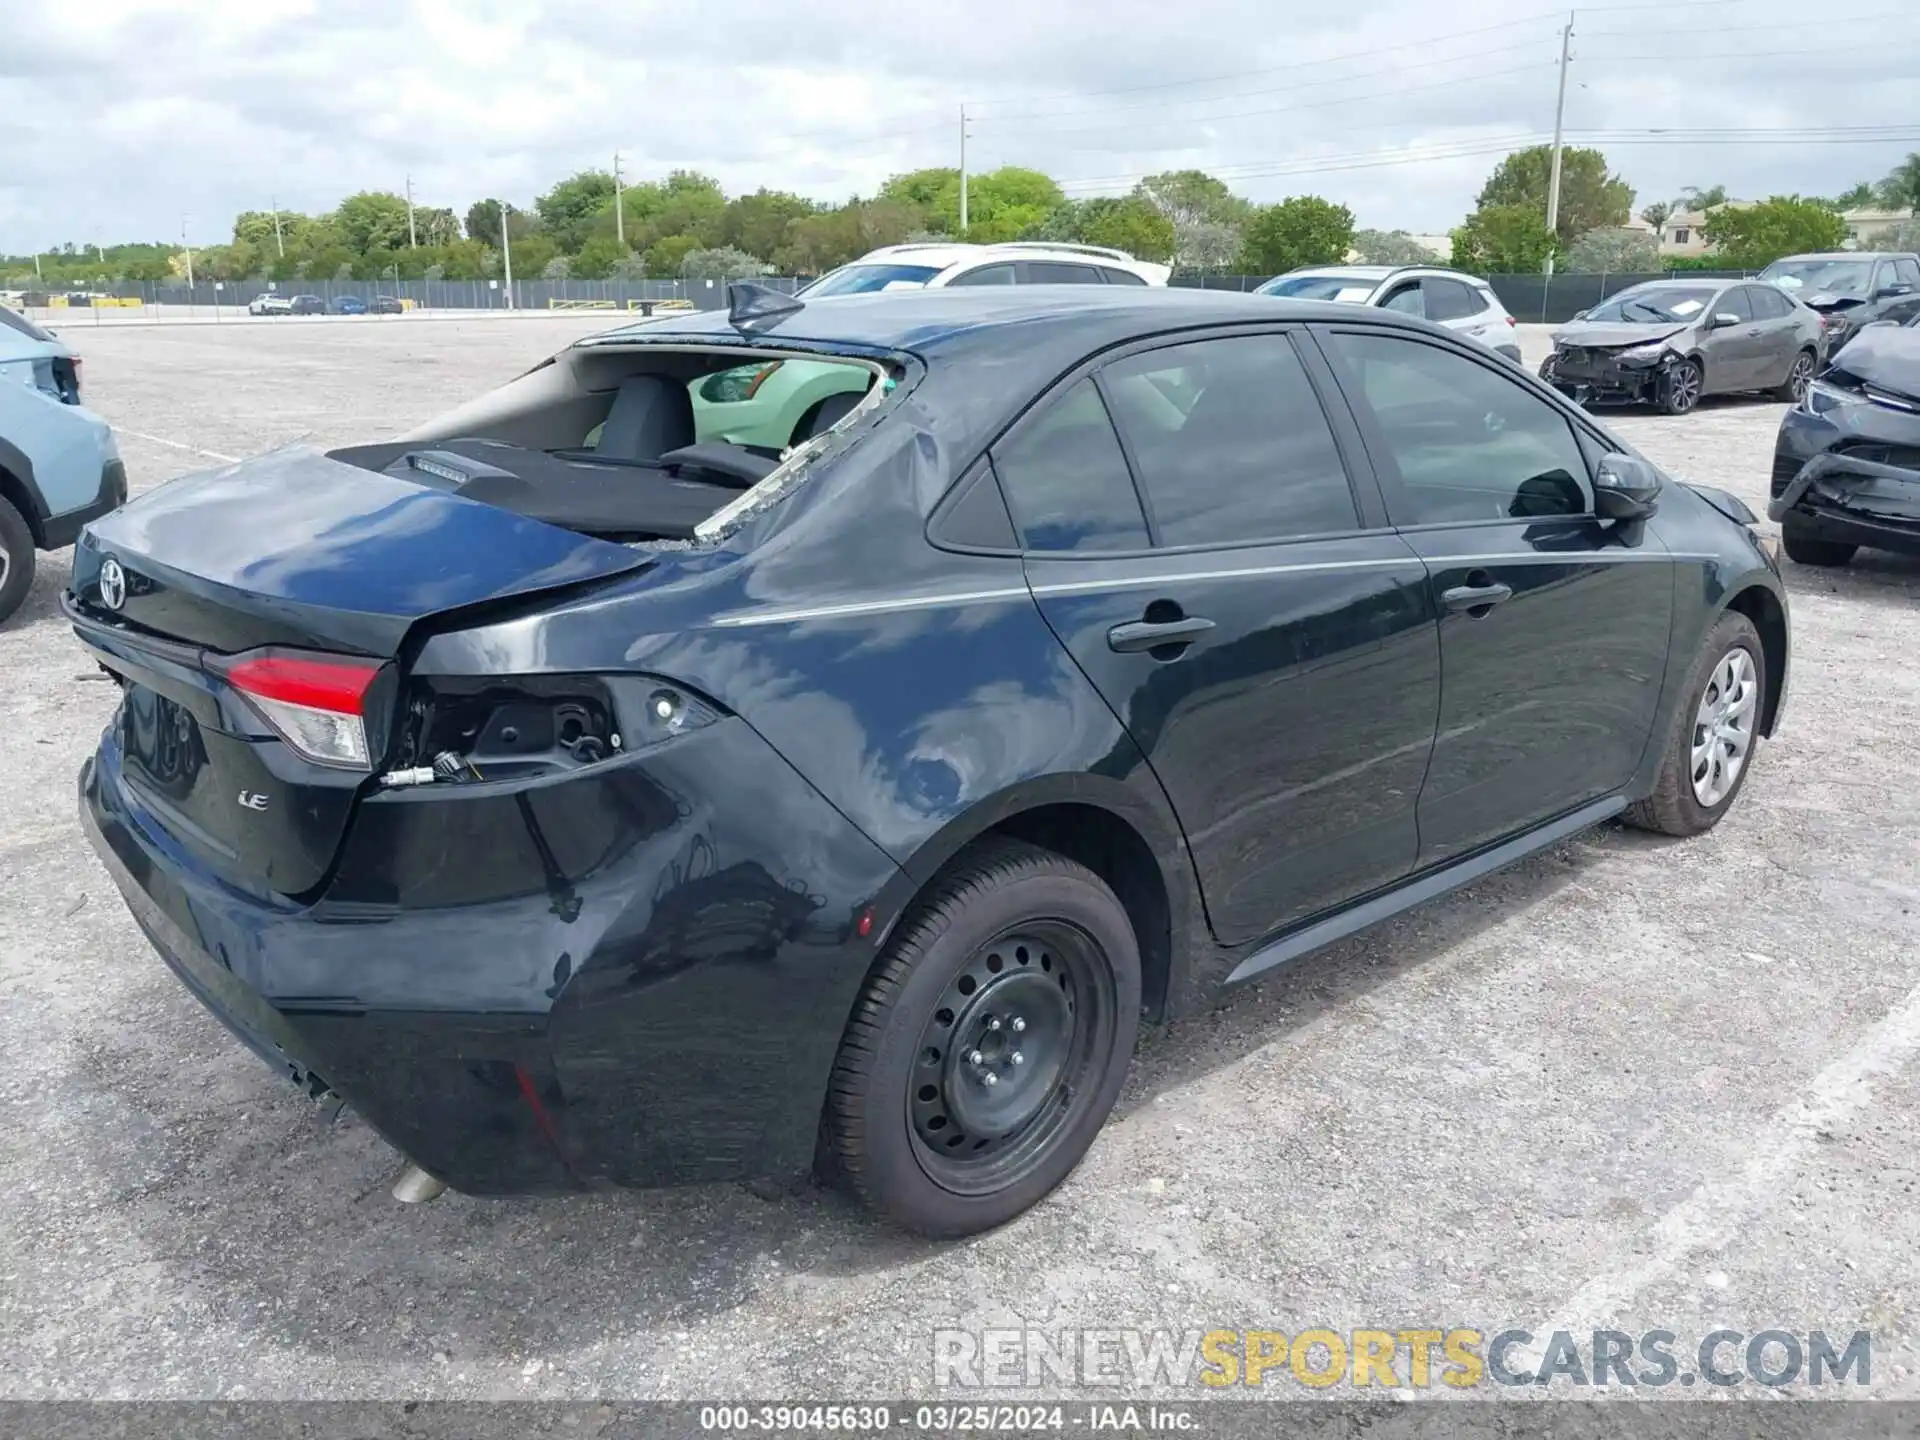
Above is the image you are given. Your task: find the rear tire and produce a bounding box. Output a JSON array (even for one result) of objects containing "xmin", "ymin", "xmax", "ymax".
[
  {"xmin": 825, "ymin": 839, "xmax": 1140, "ymax": 1237},
  {"xmin": 1781, "ymin": 516, "xmax": 1856, "ymax": 567},
  {"xmin": 1626, "ymin": 611, "xmax": 1765, "ymax": 838},
  {"xmin": 1771, "ymin": 348, "xmax": 1816, "ymax": 404},
  {"xmin": 0, "ymin": 495, "xmax": 36, "ymax": 624}
]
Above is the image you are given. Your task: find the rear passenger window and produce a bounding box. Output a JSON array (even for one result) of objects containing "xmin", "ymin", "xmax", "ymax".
[
  {"xmin": 1381, "ymin": 285, "xmax": 1425, "ymax": 317},
  {"xmin": 1100, "ymin": 267, "xmax": 1148, "ymax": 286},
  {"xmin": 1102, "ymin": 335, "xmax": 1358, "ymax": 546},
  {"xmin": 1025, "ymin": 262, "xmax": 1104, "ymax": 284},
  {"xmin": 1424, "ymin": 278, "xmax": 1484, "ymax": 321},
  {"xmin": 1896, "ymin": 258, "xmax": 1920, "ymax": 289},
  {"xmin": 1327, "ymin": 331, "xmax": 1590, "ymax": 525},
  {"xmin": 993, "ymin": 379, "xmax": 1149, "ymax": 552},
  {"xmin": 949, "ymin": 264, "xmax": 1016, "ymax": 286},
  {"xmin": 1747, "ymin": 285, "xmax": 1787, "ymax": 319}
]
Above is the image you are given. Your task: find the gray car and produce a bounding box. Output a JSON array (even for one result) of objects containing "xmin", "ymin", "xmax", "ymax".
[{"xmin": 1541, "ymin": 278, "xmax": 1826, "ymax": 414}]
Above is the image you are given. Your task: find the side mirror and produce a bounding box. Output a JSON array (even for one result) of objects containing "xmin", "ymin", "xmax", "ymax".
[
  {"xmin": 1877, "ymin": 283, "xmax": 1913, "ymax": 298},
  {"xmin": 1710, "ymin": 311, "xmax": 1742, "ymax": 329},
  {"xmin": 1594, "ymin": 453, "xmax": 1662, "ymax": 521},
  {"xmin": 1571, "ymin": 309, "xmax": 1589, "ymax": 321}
]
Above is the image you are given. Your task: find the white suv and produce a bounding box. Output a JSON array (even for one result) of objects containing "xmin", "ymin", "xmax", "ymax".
[
  {"xmin": 799, "ymin": 242, "xmax": 1171, "ymax": 296},
  {"xmin": 1256, "ymin": 265, "xmax": 1522, "ymax": 363}
]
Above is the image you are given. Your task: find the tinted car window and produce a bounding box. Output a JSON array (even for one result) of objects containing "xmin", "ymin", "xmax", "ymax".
[
  {"xmin": 1328, "ymin": 332, "xmax": 1590, "ymax": 526},
  {"xmin": 934, "ymin": 461, "xmax": 1019, "ymax": 550},
  {"xmin": 1100, "ymin": 267, "xmax": 1148, "ymax": 286},
  {"xmin": 1747, "ymin": 285, "xmax": 1790, "ymax": 319},
  {"xmin": 1103, "ymin": 335, "xmax": 1358, "ymax": 546},
  {"xmin": 993, "ymin": 379, "xmax": 1149, "ymax": 552},
  {"xmin": 948, "ymin": 264, "xmax": 1016, "ymax": 287},
  {"xmin": 1381, "ymin": 285, "xmax": 1425, "ymax": 317},
  {"xmin": 1716, "ymin": 287, "xmax": 1752, "ymax": 322},
  {"xmin": 1424, "ymin": 278, "xmax": 1483, "ymax": 321},
  {"xmin": 1896, "ymin": 258, "xmax": 1920, "ymax": 289},
  {"xmin": 1025, "ymin": 262, "xmax": 1104, "ymax": 284}
]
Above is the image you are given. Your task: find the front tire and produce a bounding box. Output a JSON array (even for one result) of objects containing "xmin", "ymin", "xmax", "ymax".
[
  {"xmin": 1626, "ymin": 611, "xmax": 1765, "ymax": 837},
  {"xmin": 1658, "ymin": 357, "xmax": 1703, "ymax": 415},
  {"xmin": 0, "ymin": 495, "xmax": 36, "ymax": 624},
  {"xmin": 1781, "ymin": 516, "xmax": 1856, "ymax": 567},
  {"xmin": 825, "ymin": 840, "xmax": 1141, "ymax": 1237}
]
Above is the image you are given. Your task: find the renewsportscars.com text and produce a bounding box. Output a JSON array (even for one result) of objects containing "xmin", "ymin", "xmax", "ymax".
[{"xmin": 933, "ymin": 1327, "xmax": 1872, "ymax": 1390}]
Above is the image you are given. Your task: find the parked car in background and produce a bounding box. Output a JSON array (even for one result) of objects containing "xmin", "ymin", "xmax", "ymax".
[
  {"xmin": 0, "ymin": 305, "xmax": 125, "ymax": 620},
  {"xmin": 1770, "ymin": 312, "xmax": 1920, "ymax": 567},
  {"xmin": 1758, "ymin": 251, "xmax": 1920, "ymax": 358},
  {"xmin": 686, "ymin": 356, "xmax": 873, "ymax": 450},
  {"xmin": 68, "ymin": 284, "xmax": 1788, "ymax": 1236},
  {"xmin": 288, "ymin": 295, "xmax": 325, "ymax": 315},
  {"xmin": 370, "ymin": 296, "xmax": 406, "ymax": 315},
  {"xmin": 799, "ymin": 242, "xmax": 1171, "ymax": 296},
  {"xmin": 1540, "ymin": 278, "xmax": 1824, "ymax": 414},
  {"xmin": 328, "ymin": 295, "xmax": 367, "ymax": 316},
  {"xmin": 1255, "ymin": 265, "xmax": 1522, "ymax": 363},
  {"xmin": 248, "ymin": 292, "xmax": 293, "ymax": 316}
]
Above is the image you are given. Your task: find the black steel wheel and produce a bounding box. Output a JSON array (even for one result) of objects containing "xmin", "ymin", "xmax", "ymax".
[{"xmin": 825, "ymin": 839, "xmax": 1140, "ymax": 1237}]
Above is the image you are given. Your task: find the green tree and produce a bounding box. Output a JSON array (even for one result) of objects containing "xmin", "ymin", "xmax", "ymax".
[
  {"xmin": 1450, "ymin": 203, "xmax": 1556, "ymax": 272},
  {"xmin": 1237, "ymin": 196, "xmax": 1354, "ymax": 274},
  {"xmin": 878, "ymin": 168, "xmax": 960, "ymax": 218},
  {"xmin": 1702, "ymin": 196, "xmax": 1848, "ymax": 268},
  {"xmin": 331, "ymin": 191, "xmax": 414, "ymax": 256},
  {"xmin": 1061, "ymin": 195, "xmax": 1176, "ymax": 261},
  {"xmin": 465, "ymin": 199, "xmax": 536, "ymax": 244},
  {"xmin": 1639, "ymin": 201, "xmax": 1673, "ymax": 231},
  {"xmin": 1877, "ymin": 153, "xmax": 1920, "ymax": 215},
  {"xmin": 617, "ymin": 170, "xmax": 728, "ymax": 251},
  {"xmin": 680, "ymin": 246, "xmax": 770, "ymax": 280},
  {"xmin": 1831, "ymin": 181, "xmax": 1877, "ymax": 211},
  {"xmin": 1349, "ymin": 228, "xmax": 1436, "ymax": 265},
  {"xmin": 721, "ymin": 188, "xmax": 818, "ymax": 259},
  {"xmin": 1132, "ymin": 169, "xmax": 1249, "ymax": 229},
  {"xmin": 643, "ymin": 233, "xmax": 702, "ymax": 277},
  {"xmin": 571, "ymin": 233, "xmax": 630, "ymax": 279},
  {"xmin": 1476, "ymin": 146, "xmax": 1632, "ymax": 245},
  {"xmin": 1563, "ymin": 226, "xmax": 1660, "ymax": 273},
  {"xmin": 536, "ymin": 170, "xmax": 617, "ymax": 251},
  {"xmin": 506, "ymin": 232, "xmax": 557, "ymax": 277}
]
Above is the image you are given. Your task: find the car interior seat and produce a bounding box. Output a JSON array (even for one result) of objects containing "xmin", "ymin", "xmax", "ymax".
[{"xmin": 593, "ymin": 375, "xmax": 697, "ymax": 463}]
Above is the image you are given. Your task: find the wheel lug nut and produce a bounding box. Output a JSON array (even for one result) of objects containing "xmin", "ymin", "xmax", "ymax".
[
  {"xmin": 1010, "ymin": 1051, "xmax": 1024, "ymax": 1066},
  {"xmin": 986, "ymin": 1017, "xmax": 1001, "ymax": 1032},
  {"xmin": 968, "ymin": 1050, "xmax": 984, "ymax": 1066},
  {"xmin": 983, "ymin": 1072, "xmax": 999, "ymax": 1086},
  {"xmin": 1010, "ymin": 1017, "xmax": 1026, "ymax": 1032}
]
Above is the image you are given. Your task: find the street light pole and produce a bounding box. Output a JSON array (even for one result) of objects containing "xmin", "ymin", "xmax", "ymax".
[
  {"xmin": 958, "ymin": 103, "xmax": 969, "ymax": 235},
  {"xmin": 1544, "ymin": 11, "xmax": 1574, "ymax": 277},
  {"xmin": 614, "ymin": 151, "xmax": 626, "ymax": 249},
  {"xmin": 270, "ymin": 196, "xmax": 285, "ymax": 259},
  {"xmin": 500, "ymin": 201, "xmax": 514, "ymax": 309},
  {"xmin": 406, "ymin": 174, "xmax": 418, "ymax": 248}
]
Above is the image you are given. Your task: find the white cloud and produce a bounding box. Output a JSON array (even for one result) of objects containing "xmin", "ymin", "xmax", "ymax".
[{"xmin": 2, "ymin": 0, "xmax": 1915, "ymax": 249}]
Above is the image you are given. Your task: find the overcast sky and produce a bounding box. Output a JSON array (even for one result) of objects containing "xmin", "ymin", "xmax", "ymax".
[{"xmin": 4, "ymin": 0, "xmax": 1916, "ymax": 250}]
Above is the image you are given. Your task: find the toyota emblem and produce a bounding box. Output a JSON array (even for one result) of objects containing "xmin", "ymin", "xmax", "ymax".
[{"xmin": 98, "ymin": 557, "xmax": 127, "ymax": 612}]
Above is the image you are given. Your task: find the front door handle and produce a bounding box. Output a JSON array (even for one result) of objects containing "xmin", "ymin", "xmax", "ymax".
[
  {"xmin": 1440, "ymin": 581, "xmax": 1514, "ymax": 616},
  {"xmin": 1108, "ymin": 616, "xmax": 1216, "ymax": 653}
]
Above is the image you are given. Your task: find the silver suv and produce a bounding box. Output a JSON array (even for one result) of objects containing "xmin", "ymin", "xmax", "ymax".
[{"xmin": 1256, "ymin": 265, "xmax": 1522, "ymax": 363}]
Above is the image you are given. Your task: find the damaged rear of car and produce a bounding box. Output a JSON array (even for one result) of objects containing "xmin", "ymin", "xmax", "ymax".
[
  {"xmin": 1770, "ymin": 317, "xmax": 1920, "ymax": 567},
  {"xmin": 66, "ymin": 296, "xmax": 911, "ymax": 1195}
]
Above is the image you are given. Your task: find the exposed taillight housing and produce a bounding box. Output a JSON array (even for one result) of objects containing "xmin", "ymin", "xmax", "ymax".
[{"xmin": 224, "ymin": 653, "xmax": 385, "ymax": 769}]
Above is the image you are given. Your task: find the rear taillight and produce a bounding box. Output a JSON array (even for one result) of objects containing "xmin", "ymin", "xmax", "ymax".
[{"xmin": 226, "ymin": 654, "xmax": 382, "ymax": 769}]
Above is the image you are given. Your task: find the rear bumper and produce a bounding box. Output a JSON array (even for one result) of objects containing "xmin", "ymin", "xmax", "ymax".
[
  {"xmin": 1771, "ymin": 406, "xmax": 1920, "ymax": 555},
  {"xmin": 79, "ymin": 713, "xmax": 901, "ymax": 1195},
  {"xmin": 43, "ymin": 458, "xmax": 128, "ymax": 549}
]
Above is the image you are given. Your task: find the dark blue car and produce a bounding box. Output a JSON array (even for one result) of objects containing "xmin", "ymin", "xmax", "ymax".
[
  {"xmin": 65, "ymin": 285, "xmax": 1789, "ymax": 1235},
  {"xmin": 327, "ymin": 294, "xmax": 367, "ymax": 316}
]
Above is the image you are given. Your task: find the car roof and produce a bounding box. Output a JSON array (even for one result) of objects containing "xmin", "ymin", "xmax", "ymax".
[
  {"xmin": 594, "ymin": 285, "xmax": 1438, "ymax": 367},
  {"xmin": 1619, "ymin": 277, "xmax": 1737, "ymax": 289},
  {"xmin": 852, "ymin": 241, "xmax": 1144, "ymax": 270},
  {"xmin": 1770, "ymin": 252, "xmax": 1908, "ymax": 262}
]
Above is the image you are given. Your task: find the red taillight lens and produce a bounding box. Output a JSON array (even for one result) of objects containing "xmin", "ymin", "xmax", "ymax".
[{"xmin": 226, "ymin": 654, "xmax": 381, "ymax": 769}]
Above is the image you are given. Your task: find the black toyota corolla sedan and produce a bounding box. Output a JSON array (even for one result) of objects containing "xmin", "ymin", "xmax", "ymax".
[{"xmin": 66, "ymin": 285, "xmax": 1789, "ymax": 1236}]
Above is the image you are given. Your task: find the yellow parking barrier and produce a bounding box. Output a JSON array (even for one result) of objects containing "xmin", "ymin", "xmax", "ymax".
[{"xmin": 549, "ymin": 298, "xmax": 617, "ymax": 310}]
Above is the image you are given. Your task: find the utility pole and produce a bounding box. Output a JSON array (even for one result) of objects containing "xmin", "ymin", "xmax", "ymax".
[
  {"xmin": 614, "ymin": 151, "xmax": 626, "ymax": 248},
  {"xmin": 182, "ymin": 217, "xmax": 195, "ymax": 288},
  {"xmin": 958, "ymin": 103, "xmax": 969, "ymax": 235},
  {"xmin": 406, "ymin": 175, "xmax": 418, "ymax": 248},
  {"xmin": 1543, "ymin": 11, "xmax": 1574, "ymax": 278},
  {"xmin": 499, "ymin": 201, "xmax": 514, "ymax": 309},
  {"xmin": 33, "ymin": 252, "xmax": 42, "ymax": 283},
  {"xmin": 270, "ymin": 196, "xmax": 285, "ymax": 258}
]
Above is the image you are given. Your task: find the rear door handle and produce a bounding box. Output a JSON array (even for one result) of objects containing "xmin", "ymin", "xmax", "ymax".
[
  {"xmin": 1440, "ymin": 582, "xmax": 1513, "ymax": 615},
  {"xmin": 1108, "ymin": 617, "xmax": 1216, "ymax": 653}
]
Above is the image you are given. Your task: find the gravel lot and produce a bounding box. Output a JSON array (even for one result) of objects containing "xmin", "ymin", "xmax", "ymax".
[{"xmin": 3, "ymin": 316, "xmax": 1918, "ymax": 1402}]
